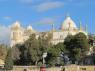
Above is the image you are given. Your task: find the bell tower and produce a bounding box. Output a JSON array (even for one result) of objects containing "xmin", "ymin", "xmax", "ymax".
[{"xmin": 10, "ymin": 21, "xmax": 23, "ymax": 47}]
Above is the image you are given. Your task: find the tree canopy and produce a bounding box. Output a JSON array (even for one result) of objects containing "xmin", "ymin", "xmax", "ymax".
[
  {"xmin": 4, "ymin": 48, "xmax": 13, "ymax": 70},
  {"xmin": 9, "ymin": 32, "xmax": 91, "ymax": 66},
  {"xmin": 64, "ymin": 32, "xmax": 90, "ymax": 63}
]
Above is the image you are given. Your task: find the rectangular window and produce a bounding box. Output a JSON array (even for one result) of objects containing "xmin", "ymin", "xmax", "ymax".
[{"xmin": 81, "ymin": 68, "xmax": 86, "ymax": 71}]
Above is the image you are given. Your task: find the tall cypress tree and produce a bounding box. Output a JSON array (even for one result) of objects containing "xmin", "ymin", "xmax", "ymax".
[{"xmin": 4, "ymin": 48, "xmax": 13, "ymax": 70}]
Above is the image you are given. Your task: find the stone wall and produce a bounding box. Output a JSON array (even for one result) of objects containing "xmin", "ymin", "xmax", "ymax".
[
  {"xmin": 46, "ymin": 67, "xmax": 62, "ymax": 71},
  {"xmin": 2, "ymin": 65, "xmax": 95, "ymax": 71},
  {"xmin": 11, "ymin": 66, "xmax": 62, "ymax": 71},
  {"xmin": 64, "ymin": 64, "xmax": 95, "ymax": 71}
]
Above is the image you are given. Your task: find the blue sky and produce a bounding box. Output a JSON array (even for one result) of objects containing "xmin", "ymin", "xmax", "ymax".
[{"xmin": 0, "ymin": 0, "xmax": 95, "ymax": 44}]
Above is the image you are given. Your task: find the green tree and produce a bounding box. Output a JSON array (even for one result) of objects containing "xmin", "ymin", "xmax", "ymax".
[
  {"xmin": 15, "ymin": 43, "xmax": 32, "ymax": 65},
  {"xmin": 26, "ymin": 33, "xmax": 52, "ymax": 65},
  {"xmin": 46, "ymin": 43, "xmax": 65, "ymax": 66},
  {"xmin": 74, "ymin": 32, "xmax": 89, "ymax": 59},
  {"xmin": 12, "ymin": 33, "xmax": 52, "ymax": 66},
  {"xmin": 0, "ymin": 44, "xmax": 8, "ymax": 60},
  {"xmin": 24, "ymin": 34, "xmax": 43, "ymax": 65},
  {"xmin": 38, "ymin": 32, "xmax": 52, "ymax": 52},
  {"xmin": 4, "ymin": 48, "xmax": 13, "ymax": 70},
  {"xmin": 64, "ymin": 32, "xmax": 90, "ymax": 63},
  {"xmin": 12, "ymin": 44, "xmax": 21, "ymax": 65}
]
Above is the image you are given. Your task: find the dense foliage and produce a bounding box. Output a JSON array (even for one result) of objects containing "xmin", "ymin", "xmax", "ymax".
[
  {"xmin": 0, "ymin": 44, "xmax": 8, "ymax": 60},
  {"xmin": 12, "ymin": 33, "xmax": 52, "ymax": 66},
  {"xmin": 3, "ymin": 32, "xmax": 91, "ymax": 67},
  {"xmin": 64, "ymin": 32, "xmax": 90, "ymax": 64},
  {"xmin": 4, "ymin": 48, "xmax": 13, "ymax": 70}
]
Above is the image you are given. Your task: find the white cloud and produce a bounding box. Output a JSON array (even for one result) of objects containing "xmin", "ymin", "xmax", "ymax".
[
  {"xmin": 3, "ymin": 16, "xmax": 12, "ymax": 20},
  {"xmin": 64, "ymin": 0, "xmax": 93, "ymax": 7},
  {"xmin": 38, "ymin": 18, "xmax": 54, "ymax": 24},
  {"xmin": 34, "ymin": 1, "xmax": 64, "ymax": 12},
  {"xmin": 0, "ymin": 25, "xmax": 11, "ymax": 45},
  {"xmin": 34, "ymin": 15, "xmax": 62, "ymax": 25}
]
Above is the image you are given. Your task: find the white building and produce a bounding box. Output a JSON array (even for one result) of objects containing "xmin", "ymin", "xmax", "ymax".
[
  {"xmin": 50, "ymin": 16, "xmax": 87, "ymax": 45},
  {"xmin": 10, "ymin": 16, "xmax": 88, "ymax": 47},
  {"xmin": 10, "ymin": 21, "xmax": 37, "ymax": 47}
]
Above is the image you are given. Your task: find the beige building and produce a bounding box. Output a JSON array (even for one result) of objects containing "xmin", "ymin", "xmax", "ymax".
[
  {"xmin": 10, "ymin": 21, "xmax": 37, "ymax": 47},
  {"xmin": 10, "ymin": 16, "xmax": 88, "ymax": 47},
  {"xmin": 48, "ymin": 16, "xmax": 87, "ymax": 45}
]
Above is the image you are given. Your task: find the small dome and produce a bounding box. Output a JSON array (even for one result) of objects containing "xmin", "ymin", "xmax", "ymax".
[
  {"xmin": 26, "ymin": 25, "xmax": 36, "ymax": 33},
  {"xmin": 61, "ymin": 16, "xmax": 77, "ymax": 30},
  {"xmin": 27, "ymin": 25, "xmax": 33, "ymax": 31}
]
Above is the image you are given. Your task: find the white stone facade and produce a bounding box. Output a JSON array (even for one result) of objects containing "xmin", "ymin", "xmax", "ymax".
[
  {"xmin": 10, "ymin": 21, "xmax": 36, "ymax": 47},
  {"xmin": 50, "ymin": 16, "xmax": 87, "ymax": 45},
  {"xmin": 10, "ymin": 16, "xmax": 88, "ymax": 47}
]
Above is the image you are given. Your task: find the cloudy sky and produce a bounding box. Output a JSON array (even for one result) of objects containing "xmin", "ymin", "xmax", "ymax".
[{"xmin": 0, "ymin": 0, "xmax": 95, "ymax": 45}]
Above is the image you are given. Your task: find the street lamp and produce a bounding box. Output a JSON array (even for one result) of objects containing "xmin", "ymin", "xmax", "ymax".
[
  {"xmin": 42, "ymin": 52, "xmax": 47, "ymax": 65},
  {"xmin": 40, "ymin": 52, "xmax": 47, "ymax": 71}
]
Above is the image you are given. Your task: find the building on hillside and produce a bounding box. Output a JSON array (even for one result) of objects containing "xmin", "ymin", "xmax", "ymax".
[{"xmin": 10, "ymin": 16, "xmax": 88, "ymax": 47}]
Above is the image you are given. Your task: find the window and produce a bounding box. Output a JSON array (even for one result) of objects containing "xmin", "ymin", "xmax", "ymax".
[
  {"xmin": 60, "ymin": 35, "xmax": 63, "ymax": 39},
  {"xmin": 81, "ymin": 68, "xmax": 86, "ymax": 71}
]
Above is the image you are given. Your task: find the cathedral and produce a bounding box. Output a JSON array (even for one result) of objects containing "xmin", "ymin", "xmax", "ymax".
[{"xmin": 10, "ymin": 16, "xmax": 88, "ymax": 47}]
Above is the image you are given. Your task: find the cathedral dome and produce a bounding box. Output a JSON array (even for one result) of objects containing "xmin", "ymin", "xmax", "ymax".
[{"xmin": 61, "ymin": 16, "xmax": 77, "ymax": 30}]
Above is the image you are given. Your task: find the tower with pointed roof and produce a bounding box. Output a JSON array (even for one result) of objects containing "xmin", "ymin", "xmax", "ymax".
[
  {"xmin": 10, "ymin": 21, "xmax": 23, "ymax": 47},
  {"xmin": 10, "ymin": 22, "xmax": 37, "ymax": 47}
]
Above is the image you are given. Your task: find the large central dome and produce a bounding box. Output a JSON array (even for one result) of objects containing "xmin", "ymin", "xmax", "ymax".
[{"xmin": 61, "ymin": 16, "xmax": 77, "ymax": 30}]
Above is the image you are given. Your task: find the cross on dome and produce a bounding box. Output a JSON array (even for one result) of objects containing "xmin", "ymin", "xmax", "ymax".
[{"xmin": 61, "ymin": 16, "xmax": 78, "ymax": 30}]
